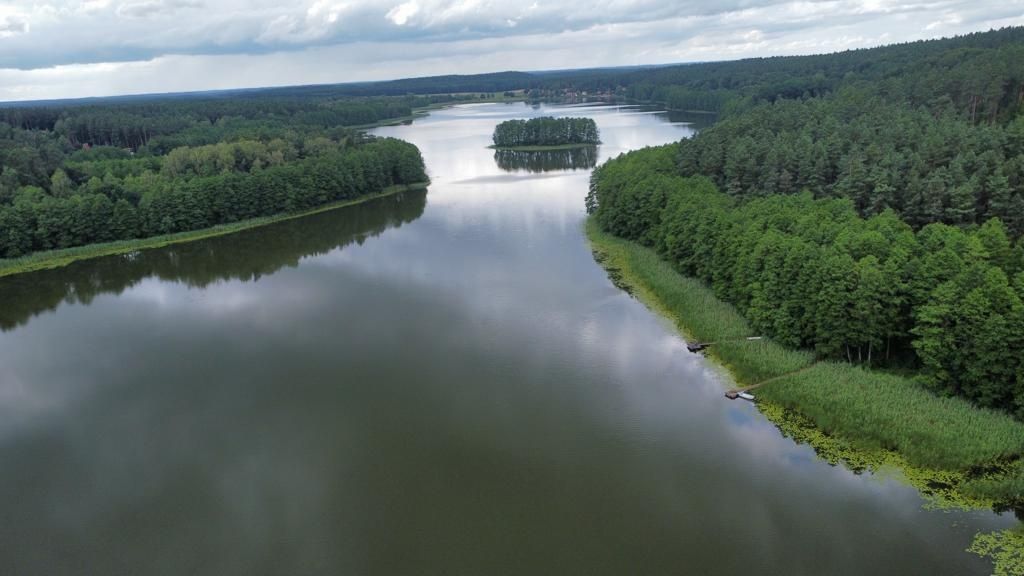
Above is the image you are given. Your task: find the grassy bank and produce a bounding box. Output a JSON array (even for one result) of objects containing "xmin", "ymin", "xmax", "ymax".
[
  {"xmin": 587, "ymin": 218, "xmax": 813, "ymax": 383},
  {"xmin": 0, "ymin": 183, "xmax": 427, "ymax": 279},
  {"xmin": 586, "ymin": 218, "xmax": 1024, "ymax": 499}
]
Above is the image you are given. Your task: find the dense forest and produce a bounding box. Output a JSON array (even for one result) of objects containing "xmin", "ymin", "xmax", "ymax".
[
  {"xmin": 536, "ymin": 27, "xmax": 1024, "ymax": 116},
  {"xmin": 586, "ymin": 27, "xmax": 1024, "ymax": 418},
  {"xmin": 0, "ymin": 94, "xmax": 436, "ymax": 259},
  {"xmin": 277, "ymin": 26, "xmax": 1024, "ymax": 121},
  {"xmin": 0, "ymin": 188, "xmax": 427, "ymax": 331},
  {"xmin": 295, "ymin": 26, "xmax": 1022, "ymax": 116},
  {"xmin": 492, "ymin": 117, "xmax": 600, "ymax": 148},
  {"xmin": 673, "ymin": 93, "xmax": 1024, "ymax": 235}
]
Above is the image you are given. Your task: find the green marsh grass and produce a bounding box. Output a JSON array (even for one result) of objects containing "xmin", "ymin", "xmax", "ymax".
[
  {"xmin": 757, "ymin": 362, "xmax": 1024, "ymax": 470},
  {"xmin": 587, "ymin": 216, "xmax": 1024, "ymax": 502},
  {"xmin": 587, "ymin": 218, "xmax": 814, "ymax": 382}
]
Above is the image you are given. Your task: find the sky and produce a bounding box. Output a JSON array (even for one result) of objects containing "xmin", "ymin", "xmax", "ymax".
[{"xmin": 0, "ymin": 0, "xmax": 1022, "ymax": 102}]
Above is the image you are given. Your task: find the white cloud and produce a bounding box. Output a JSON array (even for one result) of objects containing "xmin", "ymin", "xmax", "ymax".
[
  {"xmin": 0, "ymin": 0, "xmax": 1021, "ymax": 101},
  {"xmin": 0, "ymin": 3, "xmax": 29, "ymax": 38},
  {"xmin": 78, "ymin": 0, "xmax": 115, "ymax": 13},
  {"xmin": 116, "ymin": 0, "xmax": 203, "ymax": 19},
  {"xmin": 386, "ymin": 0, "xmax": 419, "ymax": 26},
  {"xmin": 925, "ymin": 11, "xmax": 964, "ymax": 31},
  {"xmin": 0, "ymin": 17, "xmax": 27, "ymax": 37}
]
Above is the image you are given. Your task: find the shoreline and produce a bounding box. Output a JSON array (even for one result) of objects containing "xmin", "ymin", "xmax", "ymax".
[
  {"xmin": 0, "ymin": 183, "xmax": 427, "ymax": 279},
  {"xmin": 353, "ymin": 95, "xmax": 530, "ymax": 131},
  {"xmin": 585, "ymin": 216, "xmax": 1024, "ymax": 572},
  {"xmin": 0, "ymin": 95, "xmax": 527, "ymax": 280},
  {"xmin": 584, "ymin": 217, "xmax": 1024, "ymax": 508},
  {"xmin": 0, "ymin": 95, "xmax": 530, "ymax": 279}
]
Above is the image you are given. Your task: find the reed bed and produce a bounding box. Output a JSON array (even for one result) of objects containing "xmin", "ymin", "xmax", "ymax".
[
  {"xmin": 588, "ymin": 217, "xmax": 1024, "ymax": 499},
  {"xmin": 758, "ymin": 362, "xmax": 1024, "ymax": 470},
  {"xmin": 588, "ymin": 219, "xmax": 814, "ymax": 382}
]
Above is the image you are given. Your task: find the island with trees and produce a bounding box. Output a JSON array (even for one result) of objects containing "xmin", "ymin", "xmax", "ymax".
[{"xmin": 491, "ymin": 117, "xmax": 600, "ymax": 150}]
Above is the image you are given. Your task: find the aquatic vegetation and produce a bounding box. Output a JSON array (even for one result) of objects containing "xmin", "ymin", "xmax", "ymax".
[
  {"xmin": 759, "ymin": 363, "xmax": 1024, "ymax": 471},
  {"xmin": 587, "ymin": 219, "xmax": 813, "ymax": 383},
  {"xmin": 757, "ymin": 401, "xmax": 999, "ymax": 512},
  {"xmin": 587, "ymin": 216, "xmax": 1024, "ymax": 507},
  {"xmin": 970, "ymin": 528, "xmax": 1024, "ymax": 576},
  {"xmin": 965, "ymin": 462, "xmax": 1024, "ymax": 505}
]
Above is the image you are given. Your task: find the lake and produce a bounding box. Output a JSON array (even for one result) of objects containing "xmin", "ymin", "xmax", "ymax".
[{"xmin": 0, "ymin": 102, "xmax": 1013, "ymax": 575}]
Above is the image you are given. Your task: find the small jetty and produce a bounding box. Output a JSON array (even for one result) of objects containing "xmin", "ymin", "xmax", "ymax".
[
  {"xmin": 686, "ymin": 336, "xmax": 762, "ymax": 354},
  {"xmin": 679, "ymin": 335, "xmax": 787, "ymax": 403},
  {"xmin": 723, "ymin": 365, "xmax": 815, "ymax": 402},
  {"xmin": 725, "ymin": 390, "xmax": 756, "ymax": 402}
]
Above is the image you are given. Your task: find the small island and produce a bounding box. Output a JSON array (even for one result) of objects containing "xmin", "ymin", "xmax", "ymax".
[{"xmin": 491, "ymin": 116, "xmax": 600, "ymax": 150}]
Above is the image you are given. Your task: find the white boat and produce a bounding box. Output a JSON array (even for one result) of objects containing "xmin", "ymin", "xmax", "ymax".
[{"xmin": 737, "ymin": 392, "xmax": 756, "ymax": 401}]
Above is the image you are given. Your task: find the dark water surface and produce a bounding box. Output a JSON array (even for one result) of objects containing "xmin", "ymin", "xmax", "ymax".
[{"xmin": 0, "ymin": 103, "xmax": 1014, "ymax": 575}]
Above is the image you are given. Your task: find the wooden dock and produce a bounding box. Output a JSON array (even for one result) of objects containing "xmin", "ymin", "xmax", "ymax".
[
  {"xmin": 686, "ymin": 336, "xmax": 763, "ymax": 354},
  {"xmin": 724, "ymin": 365, "xmax": 815, "ymax": 401}
]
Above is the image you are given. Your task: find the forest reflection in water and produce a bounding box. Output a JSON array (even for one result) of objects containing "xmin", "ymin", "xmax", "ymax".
[
  {"xmin": 493, "ymin": 146, "xmax": 599, "ymax": 173},
  {"xmin": 0, "ymin": 188, "xmax": 427, "ymax": 332},
  {"xmin": 0, "ymin": 102, "xmax": 1008, "ymax": 576}
]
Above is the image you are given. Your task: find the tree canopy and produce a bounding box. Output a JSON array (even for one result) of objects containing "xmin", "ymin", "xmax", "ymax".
[
  {"xmin": 589, "ymin": 146, "xmax": 1024, "ymax": 417},
  {"xmin": 584, "ymin": 27, "xmax": 1024, "ymax": 418},
  {"xmin": 0, "ymin": 93, "xmax": 431, "ymax": 260},
  {"xmin": 492, "ymin": 117, "xmax": 600, "ymax": 148}
]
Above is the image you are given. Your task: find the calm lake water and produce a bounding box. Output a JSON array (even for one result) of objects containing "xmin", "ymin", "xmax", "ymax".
[{"xmin": 0, "ymin": 103, "xmax": 1015, "ymax": 575}]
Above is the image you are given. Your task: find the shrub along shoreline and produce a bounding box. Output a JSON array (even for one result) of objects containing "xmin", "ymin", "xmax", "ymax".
[{"xmin": 586, "ymin": 217, "xmax": 1024, "ymax": 506}]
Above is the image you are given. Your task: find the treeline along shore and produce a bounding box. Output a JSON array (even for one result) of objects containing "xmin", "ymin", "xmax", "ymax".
[
  {"xmin": 0, "ymin": 137, "xmax": 426, "ymax": 265},
  {"xmin": 0, "ymin": 94, "xmax": 444, "ymax": 275},
  {"xmin": 582, "ymin": 27, "xmax": 1024, "ymax": 528},
  {"xmin": 588, "ymin": 147, "xmax": 1024, "ymax": 499}
]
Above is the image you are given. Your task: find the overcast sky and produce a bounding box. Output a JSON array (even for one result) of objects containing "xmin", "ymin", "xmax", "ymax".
[{"xmin": 0, "ymin": 0, "xmax": 1022, "ymax": 102}]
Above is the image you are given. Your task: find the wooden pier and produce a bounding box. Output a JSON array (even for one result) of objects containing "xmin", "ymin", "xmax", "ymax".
[
  {"xmin": 723, "ymin": 365, "xmax": 815, "ymax": 401},
  {"xmin": 686, "ymin": 336, "xmax": 763, "ymax": 354}
]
